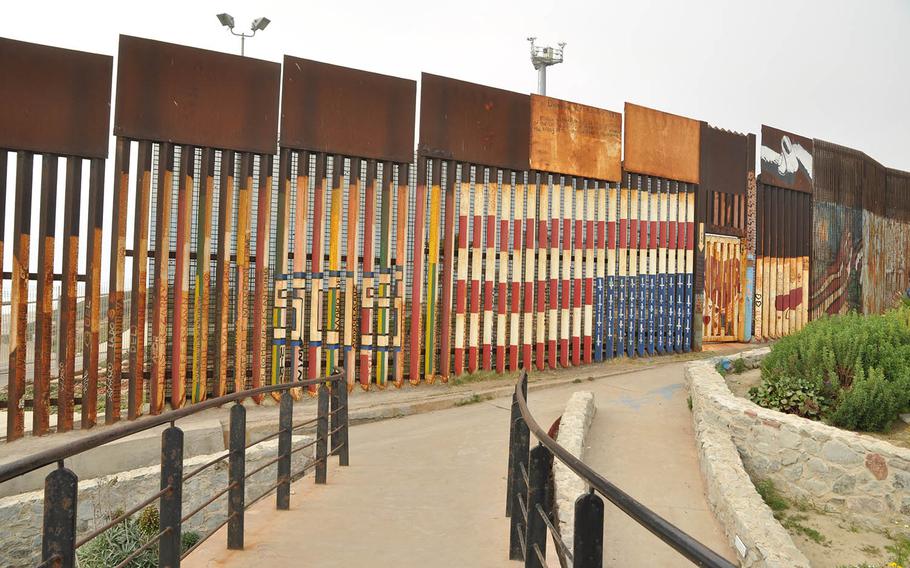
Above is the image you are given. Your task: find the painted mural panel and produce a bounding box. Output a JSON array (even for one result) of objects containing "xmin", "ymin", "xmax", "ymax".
[
  {"xmin": 703, "ymin": 234, "xmax": 744, "ymax": 342},
  {"xmin": 760, "ymin": 125, "xmax": 814, "ymax": 194}
]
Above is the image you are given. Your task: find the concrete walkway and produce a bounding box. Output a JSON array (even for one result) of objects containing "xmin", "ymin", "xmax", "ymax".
[{"xmin": 184, "ymin": 360, "xmax": 736, "ymax": 568}]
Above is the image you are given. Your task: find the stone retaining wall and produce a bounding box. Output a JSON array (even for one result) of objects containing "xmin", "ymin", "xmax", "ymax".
[
  {"xmin": 552, "ymin": 390, "xmax": 596, "ymax": 556},
  {"xmin": 0, "ymin": 435, "xmax": 314, "ymax": 567},
  {"xmin": 688, "ymin": 348, "xmax": 910, "ymax": 566}
]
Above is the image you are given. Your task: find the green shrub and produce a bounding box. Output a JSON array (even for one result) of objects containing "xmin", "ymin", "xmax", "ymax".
[
  {"xmin": 751, "ymin": 306, "xmax": 910, "ymax": 432},
  {"xmin": 749, "ymin": 375, "xmax": 831, "ymax": 419},
  {"xmin": 78, "ymin": 506, "xmax": 202, "ymax": 568},
  {"xmin": 832, "ymin": 368, "xmax": 910, "ymax": 431}
]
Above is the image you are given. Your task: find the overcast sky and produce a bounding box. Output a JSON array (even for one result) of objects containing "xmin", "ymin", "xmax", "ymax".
[
  {"xmin": 2, "ymin": 0, "xmax": 908, "ymax": 278},
  {"xmin": 4, "ymin": 0, "xmax": 908, "ymax": 168}
]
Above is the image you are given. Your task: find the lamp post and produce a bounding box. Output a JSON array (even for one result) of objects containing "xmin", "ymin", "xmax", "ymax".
[
  {"xmin": 217, "ymin": 13, "xmax": 271, "ymax": 56},
  {"xmin": 527, "ymin": 37, "xmax": 566, "ymax": 96}
]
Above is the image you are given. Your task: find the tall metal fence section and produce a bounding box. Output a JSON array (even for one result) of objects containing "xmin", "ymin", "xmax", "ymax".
[
  {"xmin": 621, "ymin": 103, "xmax": 699, "ymax": 353},
  {"xmin": 3, "ymin": 33, "xmax": 910, "ymax": 442},
  {"xmin": 698, "ymin": 124, "xmax": 756, "ymax": 343},
  {"xmin": 811, "ymin": 139, "xmax": 910, "ymax": 317},
  {"xmin": 0, "ymin": 38, "xmax": 112, "ymax": 440},
  {"xmin": 754, "ymin": 125, "xmax": 813, "ymax": 341}
]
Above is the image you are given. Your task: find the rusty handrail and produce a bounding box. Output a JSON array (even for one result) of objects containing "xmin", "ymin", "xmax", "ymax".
[{"xmin": 0, "ymin": 374, "xmax": 342, "ymax": 484}]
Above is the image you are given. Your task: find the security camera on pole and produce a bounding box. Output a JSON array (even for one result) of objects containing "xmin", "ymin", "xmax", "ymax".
[
  {"xmin": 527, "ymin": 37, "xmax": 566, "ymax": 96},
  {"xmin": 217, "ymin": 13, "xmax": 271, "ymax": 56}
]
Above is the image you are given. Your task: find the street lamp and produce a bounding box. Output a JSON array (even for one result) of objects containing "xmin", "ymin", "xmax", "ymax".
[
  {"xmin": 217, "ymin": 13, "xmax": 271, "ymax": 56},
  {"xmin": 527, "ymin": 37, "xmax": 566, "ymax": 96}
]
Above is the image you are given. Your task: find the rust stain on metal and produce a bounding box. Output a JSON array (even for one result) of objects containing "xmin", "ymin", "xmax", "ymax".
[
  {"xmin": 171, "ymin": 146, "xmax": 194, "ymax": 409},
  {"xmin": 213, "ymin": 150, "xmax": 235, "ymax": 398},
  {"xmin": 34, "ymin": 155, "xmax": 59, "ymax": 436},
  {"xmin": 235, "ymin": 153, "xmax": 254, "ymax": 394},
  {"xmin": 106, "ymin": 138, "xmax": 131, "ymax": 423},
  {"xmin": 57, "ymin": 157, "xmax": 82, "ymax": 431},
  {"xmin": 114, "ymin": 35, "xmax": 279, "ymax": 154},
  {"xmin": 623, "ymin": 102, "xmax": 700, "ymax": 184},
  {"xmin": 529, "ymin": 95, "xmax": 622, "ymax": 181},
  {"xmin": 192, "ymin": 148, "xmax": 215, "ymax": 404},
  {"xmin": 281, "ymin": 57, "xmax": 416, "ymax": 163},
  {"xmin": 251, "ymin": 154, "xmax": 273, "ymax": 403},
  {"xmin": 128, "ymin": 142, "xmax": 152, "ymax": 419},
  {"xmin": 0, "ymin": 37, "xmax": 112, "ymax": 159},
  {"xmin": 149, "ymin": 143, "xmax": 173, "ymax": 414},
  {"xmin": 760, "ymin": 125, "xmax": 813, "ymax": 194},
  {"xmin": 81, "ymin": 158, "xmax": 105, "ymax": 428},
  {"xmin": 418, "ymin": 72, "xmax": 530, "ymax": 171},
  {"xmin": 7, "ymin": 152, "xmax": 34, "ymax": 441}
]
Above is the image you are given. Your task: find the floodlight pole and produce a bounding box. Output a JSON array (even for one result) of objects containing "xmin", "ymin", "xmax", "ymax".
[
  {"xmin": 218, "ymin": 14, "xmax": 270, "ymax": 56},
  {"xmin": 527, "ymin": 38, "xmax": 566, "ymax": 96}
]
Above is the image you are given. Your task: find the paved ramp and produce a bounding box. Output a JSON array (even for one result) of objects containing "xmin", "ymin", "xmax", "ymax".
[{"xmin": 184, "ymin": 361, "xmax": 735, "ymax": 567}]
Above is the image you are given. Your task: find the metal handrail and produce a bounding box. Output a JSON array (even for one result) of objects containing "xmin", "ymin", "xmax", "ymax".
[
  {"xmin": 7, "ymin": 368, "xmax": 350, "ymax": 568},
  {"xmin": 0, "ymin": 375, "xmax": 342, "ymax": 484},
  {"xmin": 512, "ymin": 372, "xmax": 735, "ymax": 568}
]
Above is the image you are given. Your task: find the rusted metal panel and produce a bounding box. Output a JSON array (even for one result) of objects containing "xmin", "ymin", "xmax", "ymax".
[
  {"xmin": 128, "ymin": 142, "xmax": 152, "ymax": 419},
  {"xmin": 760, "ymin": 125, "xmax": 813, "ymax": 194},
  {"xmin": 280, "ymin": 57, "xmax": 416, "ymax": 163},
  {"xmin": 57, "ymin": 157, "xmax": 82, "ymax": 431},
  {"xmin": 212, "ymin": 150, "xmax": 235, "ymax": 398},
  {"xmin": 34, "ymin": 156, "xmax": 58, "ymax": 435},
  {"xmin": 529, "ymin": 95, "xmax": 622, "ymax": 181},
  {"xmin": 0, "ymin": 38, "xmax": 112, "ymax": 158},
  {"xmin": 106, "ymin": 138, "xmax": 131, "ymax": 423},
  {"xmin": 7, "ymin": 151, "xmax": 33, "ymax": 441},
  {"xmin": 114, "ymin": 35, "xmax": 280, "ymax": 154},
  {"xmin": 191, "ymin": 149, "xmax": 215, "ymax": 403},
  {"xmin": 700, "ymin": 123, "xmax": 751, "ymax": 240},
  {"xmin": 150, "ymin": 143, "xmax": 174, "ymax": 413},
  {"xmin": 623, "ymin": 103, "xmax": 700, "ymax": 184},
  {"xmin": 81, "ymin": 158, "xmax": 105, "ymax": 428},
  {"xmin": 418, "ymin": 73, "xmax": 530, "ymax": 171},
  {"xmin": 251, "ymin": 154, "xmax": 273, "ymax": 402},
  {"xmin": 171, "ymin": 146, "xmax": 194, "ymax": 409}
]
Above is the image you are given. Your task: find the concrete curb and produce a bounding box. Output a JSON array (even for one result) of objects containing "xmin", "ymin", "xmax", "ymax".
[
  {"xmin": 686, "ymin": 351, "xmax": 810, "ymax": 568},
  {"xmin": 552, "ymin": 391, "xmax": 596, "ymax": 557}
]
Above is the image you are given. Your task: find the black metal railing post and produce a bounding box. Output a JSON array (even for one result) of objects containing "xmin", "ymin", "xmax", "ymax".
[
  {"xmin": 42, "ymin": 462, "xmax": 78, "ymax": 568},
  {"xmin": 330, "ymin": 371, "xmax": 341, "ymax": 456},
  {"xmin": 227, "ymin": 402, "xmax": 246, "ymax": 550},
  {"xmin": 574, "ymin": 491, "xmax": 605, "ymax": 568},
  {"xmin": 316, "ymin": 383, "xmax": 329, "ymax": 484},
  {"xmin": 525, "ymin": 443, "xmax": 553, "ymax": 568},
  {"xmin": 159, "ymin": 424, "xmax": 184, "ymax": 567},
  {"xmin": 277, "ymin": 391, "xmax": 293, "ymax": 510},
  {"xmin": 506, "ymin": 390, "xmax": 518, "ymax": 518},
  {"xmin": 508, "ymin": 381, "xmax": 530, "ymax": 560},
  {"xmin": 338, "ymin": 374, "xmax": 350, "ymax": 466}
]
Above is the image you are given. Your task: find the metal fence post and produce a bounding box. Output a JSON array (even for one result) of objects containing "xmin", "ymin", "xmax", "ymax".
[
  {"xmin": 42, "ymin": 463, "xmax": 78, "ymax": 568},
  {"xmin": 574, "ymin": 491, "xmax": 605, "ymax": 568},
  {"xmin": 525, "ymin": 443, "xmax": 552, "ymax": 568},
  {"xmin": 330, "ymin": 372, "xmax": 341, "ymax": 456},
  {"xmin": 228, "ymin": 402, "xmax": 246, "ymax": 550},
  {"xmin": 277, "ymin": 391, "xmax": 293, "ymax": 510},
  {"xmin": 159, "ymin": 425, "xmax": 184, "ymax": 567},
  {"xmin": 337, "ymin": 374, "xmax": 350, "ymax": 466},
  {"xmin": 316, "ymin": 383, "xmax": 329, "ymax": 484}
]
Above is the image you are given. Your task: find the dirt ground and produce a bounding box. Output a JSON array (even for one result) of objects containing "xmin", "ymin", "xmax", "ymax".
[{"xmin": 778, "ymin": 504, "xmax": 906, "ymax": 568}]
